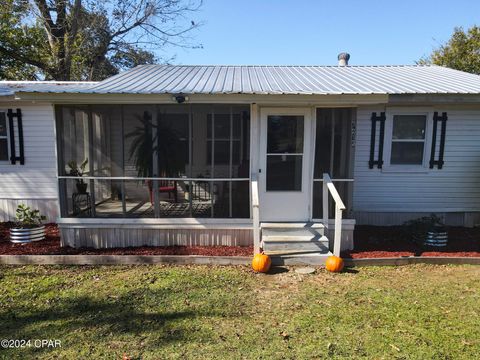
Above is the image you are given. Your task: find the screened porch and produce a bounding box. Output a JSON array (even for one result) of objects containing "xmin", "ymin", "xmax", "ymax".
[{"xmin": 56, "ymin": 104, "xmax": 251, "ymax": 219}]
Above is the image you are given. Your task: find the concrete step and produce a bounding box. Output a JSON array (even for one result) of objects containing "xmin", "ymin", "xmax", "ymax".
[
  {"xmin": 261, "ymin": 222, "xmax": 325, "ymax": 230},
  {"xmin": 270, "ymin": 252, "xmax": 333, "ymax": 266},
  {"xmin": 262, "ymin": 225, "xmax": 329, "ymax": 254},
  {"xmin": 261, "ymin": 222, "xmax": 329, "ymax": 257},
  {"xmin": 263, "ymin": 237, "xmax": 330, "ymax": 254},
  {"xmin": 262, "ymin": 227, "xmax": 325, "ymax": 239}
]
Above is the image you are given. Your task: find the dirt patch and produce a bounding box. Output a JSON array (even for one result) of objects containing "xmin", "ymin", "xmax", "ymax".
[
  {"xmin": 343, "ymin": 225, "xmax": 480, "ymax": 258},
  {"xmin": 0, "ymin": 222, "xmax": 252, "ymax": 256}
]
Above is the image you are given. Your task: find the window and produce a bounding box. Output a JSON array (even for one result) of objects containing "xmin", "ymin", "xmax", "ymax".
[
  {"xmin": 0, "ymin": 112, "xmax": 9, "ymax": 161},
  {"xmin": 390, "ymin": 115, "xmax": 426, "ymax": 165}
]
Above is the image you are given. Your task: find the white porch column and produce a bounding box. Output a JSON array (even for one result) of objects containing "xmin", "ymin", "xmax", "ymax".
[{"xmin": 250, "ymin": 103, "xmax": 261, "ymax": 254}]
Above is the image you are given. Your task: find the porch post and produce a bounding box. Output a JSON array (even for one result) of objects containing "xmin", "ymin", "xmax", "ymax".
[
  {"xmin": 87, "ymin": 106, "xmax": 96, "ymax": 217},
  {"xmin": 120, "ymin": 105, "xmax": 127, "ymax": 217},
  {"xmin": 250, "ymin": 103, "xmax": 261, "ymax": 254},
  {"xmin": 153, "ymin": 107, "xmax": 160, "ymax": 218},
  {"xmin": 333, "ymin": 206, "xmax": 343, "ymax": 257},
  {"xmin": 55, "ymin": 106, "xmax": 67, "ymax": 217}
]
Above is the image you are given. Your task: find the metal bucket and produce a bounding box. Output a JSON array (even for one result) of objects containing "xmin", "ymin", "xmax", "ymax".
[
  {"xmin": 424, "ymin": 229, "xmax": 448, "ymax": 247},
  {"xmin": 10, "ymin": 226, "xmax": 46, "ymax": 244}
]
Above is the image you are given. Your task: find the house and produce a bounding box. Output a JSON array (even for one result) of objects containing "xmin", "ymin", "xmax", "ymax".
[{"xmin": 2, "ymin": 53, "xmax": 480, "ymax": 261}]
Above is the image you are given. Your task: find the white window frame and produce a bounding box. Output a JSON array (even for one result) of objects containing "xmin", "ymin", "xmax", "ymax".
[
  {"xmin": 382, "ymin": 108, "xmax": 434, "ymax": 173},
  {"xmin": 0, "ymin": 110, "xmax": 9, "ymax": 163}
]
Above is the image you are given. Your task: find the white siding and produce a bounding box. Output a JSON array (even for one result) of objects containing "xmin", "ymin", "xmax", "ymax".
[
  {"xmin": 353, "ymin": 106, "xmax": 480, "ymax": 220},
  {"xmin": 0, "ymin": 103, "xmax": 58, "ymax": 221}
]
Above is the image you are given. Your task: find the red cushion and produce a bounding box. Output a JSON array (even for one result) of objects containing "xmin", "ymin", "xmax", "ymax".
[{"xmin": 159, "ymin": 186, "xmax": 176, "ymax": 192}]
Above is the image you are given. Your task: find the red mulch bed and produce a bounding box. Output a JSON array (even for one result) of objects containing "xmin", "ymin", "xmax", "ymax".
[
  {"xmin": 343, "ymin": 225, "xmax": 480, "ymax": 258},
  {"xmin": 2, "ymin": 223, "xmax": 480, "ymax": 258},
  {"xmin": 0, "ymin": 222, "xmax": 253, "ymax": 256}
]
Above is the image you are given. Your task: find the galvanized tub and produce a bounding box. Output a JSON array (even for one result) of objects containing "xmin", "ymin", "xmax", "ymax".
[
  {"xmin": 10, "ymin": 226, "xmax": 46, "ymax": 244},
  {"xmin": 424, "ymin": 228, "xmax": 448, "ymax": 247}
]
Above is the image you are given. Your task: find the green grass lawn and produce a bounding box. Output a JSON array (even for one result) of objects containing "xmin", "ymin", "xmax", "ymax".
[{"xmin": 0, "ymin": 264, "xmax": 479, "ymax": 359}]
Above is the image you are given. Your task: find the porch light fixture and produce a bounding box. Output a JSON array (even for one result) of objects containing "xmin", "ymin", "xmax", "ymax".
[{"xmin": 172, "ymin": 94, "xmax": 189, "ymax": 103}]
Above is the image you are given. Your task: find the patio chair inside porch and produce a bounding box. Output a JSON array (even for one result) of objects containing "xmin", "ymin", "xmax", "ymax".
[{"xmin": 146, "ymin": 180, "xmax": 178, "ymax": 203}]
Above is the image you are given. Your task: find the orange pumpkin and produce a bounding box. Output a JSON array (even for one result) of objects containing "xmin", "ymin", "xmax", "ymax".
[
  {"xmin": 252, "ymin": 253, "xmax": 271, "ymax": 273},
  {"xmin": 325, "ymin": 255, "xmax": 344, "ymax": 272}
]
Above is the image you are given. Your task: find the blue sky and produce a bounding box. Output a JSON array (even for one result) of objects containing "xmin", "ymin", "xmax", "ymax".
[{"xmin": 173, "ymin": 0, "xmax": 480, "ymax": 66}]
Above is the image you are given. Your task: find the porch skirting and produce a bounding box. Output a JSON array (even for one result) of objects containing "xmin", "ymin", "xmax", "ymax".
[
  {"xmin": 324, "ymin": 219, "xmax": 355, "ymax": 251},
  {"xmin": 353, "ymin": 211, "xmax": 480, "ymax": 228},
  {"xmin": 58, "ymin": 219, "xmax": 355, "ymax": 250},
  {"xmin": 58, "ymin": 219, "xmax": 254, "ymax": 249}
]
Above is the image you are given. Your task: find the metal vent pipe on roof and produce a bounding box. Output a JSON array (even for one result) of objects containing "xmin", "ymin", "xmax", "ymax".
[{"xmin": 338, "ymin": 53, "xmax": 350, "ymax": 66}]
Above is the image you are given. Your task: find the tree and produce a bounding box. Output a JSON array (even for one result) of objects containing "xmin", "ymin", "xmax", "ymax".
[
  {"xmin": 0, "ymin": 0, "xmax": 202, "ymax": 81},
  {"xmin": 0, "ymin": 1, "xmax": 46, "ymax": 80},
  {"xmin": 419, "ymin": 26, "xmax": 480, "ymax": 75}
]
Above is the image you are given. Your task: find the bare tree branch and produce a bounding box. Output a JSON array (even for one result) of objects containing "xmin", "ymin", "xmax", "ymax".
[{"xmin": 2, "ymin": 0, "xmax": 203, "ymax": 80}]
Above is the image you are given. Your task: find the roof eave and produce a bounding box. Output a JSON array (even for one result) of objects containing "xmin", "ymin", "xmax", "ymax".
[
  {"xmin": 389, "ymin": 93, "xmax": 480, "ymax": 105},
  {"xmin": 12, "ymin": 91, "xmax": 389, "ymax": 105}
]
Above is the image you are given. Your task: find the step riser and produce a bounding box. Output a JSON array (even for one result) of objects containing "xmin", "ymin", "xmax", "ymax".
[
  {"xmin": 263, "ymin": 235, "xmax": 323, "ymax": 241},
  {"xmin": 263, "ymin": 231, "xmax": 325, "ymax": 237},
  {"xmin": 263, "ymin": 242, "xmax": 329, "ymax": 253},
  {"xmin": 261, "ymin": 222, "xmax": 325, "ymax": 230},
  {"xmin": 262, "ymin": 229, "xmax": 325, "ymax": 237}
]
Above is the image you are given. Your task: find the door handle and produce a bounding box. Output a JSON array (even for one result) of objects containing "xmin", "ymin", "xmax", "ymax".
[{"xmin": 259, "ymin": 169, "xmax": 262, "ymax": 173}]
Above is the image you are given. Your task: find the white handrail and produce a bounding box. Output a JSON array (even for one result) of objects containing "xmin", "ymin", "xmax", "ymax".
[
  {"xmin": 322, "ymin": 173, "xmax": 346, "ymax": 257},
  {"xmin": 251, "ymin": 173, "xmax": 260, "ymax": 254}
]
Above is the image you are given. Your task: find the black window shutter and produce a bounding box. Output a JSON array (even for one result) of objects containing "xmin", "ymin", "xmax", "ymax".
[
  {"xmin": 368, "ymin": 112, "xmax": 385, "ymax": 169},
  {"xmin": 429, "ymin": 112, "xmax": 447, "ymax": 169},
  {"xmin": 7, "ymin": 108, "xmax": 24, "ymax": 165}
]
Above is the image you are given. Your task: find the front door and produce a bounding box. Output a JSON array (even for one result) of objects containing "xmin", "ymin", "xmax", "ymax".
[{"xmin": 259, "ymin": 108, "xmax": 313, "ymax": 221}]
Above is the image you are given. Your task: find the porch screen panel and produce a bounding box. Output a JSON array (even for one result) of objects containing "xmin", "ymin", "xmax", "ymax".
[
  {"xmin": 57, "ymin": 107, "xmax": 91, "ymax": 216},
  {"xmin": 157, "ymin": 105, "xmax": 190, "ymax": 177},
  {"xmin": 57, "ymin": 104, "xmax": 250, "ymax": 219},
  {"xmin": 313, "ymin": 108, "xmax": 354, "ymax": 218},
  {"xmin": 91, "ymin": 106, "xmax": 123, "ymax": 216},
  {"xmin": 58, "ymin": 107, "xmax": 90, "ymax": 176}
]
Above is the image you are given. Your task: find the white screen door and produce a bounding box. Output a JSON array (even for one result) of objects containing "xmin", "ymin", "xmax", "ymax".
[{"xmin": 259, "ymin": 108, "xmax": 312, "ymax": 221}]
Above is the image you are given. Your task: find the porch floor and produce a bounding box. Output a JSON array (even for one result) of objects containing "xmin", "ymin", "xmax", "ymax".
[{"xmin": 75, "ymin": 199, "xmax": 216, "ymax": 218}]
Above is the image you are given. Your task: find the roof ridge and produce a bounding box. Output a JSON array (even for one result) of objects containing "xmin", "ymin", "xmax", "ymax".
[
  {"xmin": 137, "ymin": 64, "xmax": 432, "ymax": 68},
  {"xmin": 0, "ymin": 81, "xmax": 98, "ymax": 84}
]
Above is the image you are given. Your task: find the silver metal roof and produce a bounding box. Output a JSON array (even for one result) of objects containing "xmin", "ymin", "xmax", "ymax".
[
  {"xmin": 4, "ymin": 65, "xmax": 480, "ymax": 95},
  {"xmin": 84, "ymin": 65, "xmax": 480, "ymax": 95},
  {"xmin": 0, "ymin": 81, "xmax": 97, "ymax": 97}
]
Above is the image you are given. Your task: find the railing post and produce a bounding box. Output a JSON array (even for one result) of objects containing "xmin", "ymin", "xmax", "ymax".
[
  {"xmin": 322, "ymin": 173, "xmax": 329, "ymax": 228},
  {"xmin": 333, "ymin": 205, "xmax": 343, "ymax": 257},
  {"xmin": 251, "ymin": 173, "xmax": 261, "ymax": 254},
  {"xmin": 253, "ymin": 206, "xmax": 260, "ymax": 254},
  {"xmin": 323, "ymin": 173, "xmax": 345, "ymax": 257}
]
